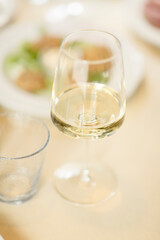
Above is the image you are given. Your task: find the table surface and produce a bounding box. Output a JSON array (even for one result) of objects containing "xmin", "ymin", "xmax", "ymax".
[{"xmin": 0, "ymin": 0, "xmax": 160, "ymax": 239}]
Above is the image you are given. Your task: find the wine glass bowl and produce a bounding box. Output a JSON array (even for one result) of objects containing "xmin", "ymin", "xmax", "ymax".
[{"xmin": 51, "ymin": 30, "xmax": 125, "ymax": 205}]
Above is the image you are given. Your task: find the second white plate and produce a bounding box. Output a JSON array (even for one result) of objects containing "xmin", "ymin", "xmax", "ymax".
[{"xmin": 127, "ymin": 0, "xmax": 160, "ymax": 48}]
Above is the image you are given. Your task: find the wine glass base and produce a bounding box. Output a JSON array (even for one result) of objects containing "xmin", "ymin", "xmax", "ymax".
[{"xmin": 53, "ymin": 162, "xmax": 117, "ymax": 206}]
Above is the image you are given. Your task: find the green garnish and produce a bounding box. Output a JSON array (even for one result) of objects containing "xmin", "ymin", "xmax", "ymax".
[
  {"xmin": 3, "ymin": 41, "xmax": 51, "ymax": 94},
  {"xmin": 4, "ymin": 42, "xmax": 42, "ymax": 72},
  {"xmin": 88, "ymin": 71, "xmax": 109, "ymax": 84}
]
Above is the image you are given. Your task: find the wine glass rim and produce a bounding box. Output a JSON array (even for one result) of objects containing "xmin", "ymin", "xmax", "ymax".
[
  {"xmin": 60, "ymin": 29, "xmax": 122, "ymax": 64},
  {"xmin": 0, "ymin": 112, "xmax": 50, "ymax": 160}
]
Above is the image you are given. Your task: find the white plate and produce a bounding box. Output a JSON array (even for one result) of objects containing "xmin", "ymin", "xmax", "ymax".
[
  {"xmin": 122, "ymin": 39, "xmax": 144, "ymax": 99},
  {"xmin": 0, "ymin": 21, "xmax": 144, "ymax": 117},
  {"xmin": 127, "ymin": 0, "xmax": 160, "ymax": 47}
]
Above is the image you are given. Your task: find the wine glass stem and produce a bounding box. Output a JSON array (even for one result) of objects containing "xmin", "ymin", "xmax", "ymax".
[
  {"xmin": 80, "ymin": 139, "xmax": 91, "ymax": 183},
  {"xmin": 85, "ymin": 139, "xmax": 89, "ymax": 169}
]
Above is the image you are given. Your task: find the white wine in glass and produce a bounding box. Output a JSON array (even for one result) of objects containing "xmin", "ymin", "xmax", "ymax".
[{"xmin": 51, "ymin": 30, "xmax": 126, "ymax": 205}]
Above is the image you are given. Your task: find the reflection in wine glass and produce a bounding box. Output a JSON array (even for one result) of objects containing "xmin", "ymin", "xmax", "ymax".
[{"xmin": 50, "ymin": 30, "xmax": 126, "ymax": 206}]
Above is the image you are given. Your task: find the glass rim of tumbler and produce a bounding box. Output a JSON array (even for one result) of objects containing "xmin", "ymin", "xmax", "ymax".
[
  {"xmin": 60, "ymin": 29, "xmax": 122, "ymax": 65},
  {"xmin": 0, "ymin": 112, "xmax": 50, "ymax": 161}
]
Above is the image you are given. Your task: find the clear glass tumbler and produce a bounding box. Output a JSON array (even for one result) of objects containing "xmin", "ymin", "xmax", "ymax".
[{"xmin": 0, "ymin": 112, "xmax": 50, "ymax": 204}]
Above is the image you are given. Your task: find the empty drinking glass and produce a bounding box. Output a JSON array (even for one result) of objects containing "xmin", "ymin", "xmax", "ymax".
[{"xmin": 0, "ymin": 112, "xmax": 50, "ymax": 204}]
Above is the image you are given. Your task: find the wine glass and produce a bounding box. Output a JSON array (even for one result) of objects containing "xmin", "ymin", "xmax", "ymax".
[{"xmin": 50, "ymin": 30, "xmax": 126, "ymax": 206}]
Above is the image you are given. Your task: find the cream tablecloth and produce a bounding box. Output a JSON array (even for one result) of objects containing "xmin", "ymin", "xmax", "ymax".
[{"xmin": 0, "ymin": 0, "xmax": 160, "ymax": 239}]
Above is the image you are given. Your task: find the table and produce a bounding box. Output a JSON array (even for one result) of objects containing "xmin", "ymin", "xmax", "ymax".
[{"xmin": 0, "ymin": 0, "xmax": 160, "ymax": 239}]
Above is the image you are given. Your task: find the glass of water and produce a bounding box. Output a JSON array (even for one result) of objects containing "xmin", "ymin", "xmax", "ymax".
[{"xmin": 0, "ymin": 112, "xmax": 50, "ymax": 204}]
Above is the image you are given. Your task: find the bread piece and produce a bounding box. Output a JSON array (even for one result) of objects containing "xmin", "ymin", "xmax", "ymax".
[{"xmin": 16, "ymin": 71, "xmax": 45, "ymax": 92}]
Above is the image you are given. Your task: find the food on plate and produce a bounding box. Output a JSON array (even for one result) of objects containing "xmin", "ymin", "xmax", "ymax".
[
  {"xmin": 144, "ymin": 0, "xmax": 160, "ymax": 28},
  {"xmin": 40, "ymin": 47, "xmax": 60, "ymax": 76},
  {"xmin": 4, "ymin": 32, "xmax": 112, "ymax": 95},
  {"xmin": 4, "ymin": 34, "xmax": 63, "ymax": 94},
  {"xmin": 16, "ymin": 70, "xmax": 45, "ymax": 92},
  {"xmin": 67, "ymin": 43, "xmax": 112, "ymax": 85},
  {"xmin": 83, "ymin": 45, "xmax": 112, "ymax": 72},
  {"xmin": 84, "ymin": 45, "xmax": 111, "ymax": 61},
  {"xmin": 31, "ymin": 36, "xmax": 62, "ymax": 50}
]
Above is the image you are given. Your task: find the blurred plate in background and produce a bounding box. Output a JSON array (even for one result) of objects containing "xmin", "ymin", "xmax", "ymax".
[
  {"xmin": 0, "ymin": 21, "xmax": 144, "ymax": 117},
  {"xmin": 127, "ymin": 0, "xmax": 160, "ymax": 47}
]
